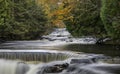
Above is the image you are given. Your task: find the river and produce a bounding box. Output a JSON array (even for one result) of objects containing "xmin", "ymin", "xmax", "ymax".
[{"xmin": 0, "ymin": 28, "xmax": 120, "ymax": 74}]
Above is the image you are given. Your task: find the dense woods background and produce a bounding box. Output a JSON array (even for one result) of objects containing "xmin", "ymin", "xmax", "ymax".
[
  {"xmin": 0, "ymin": 0, "xmax": 120, "ymax": 43},
  {"xmin": 0, "ymin": 0, "xmax": 48, "ymax": 40}
]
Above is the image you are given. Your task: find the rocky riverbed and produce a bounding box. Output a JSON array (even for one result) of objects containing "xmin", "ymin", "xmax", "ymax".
[
  {"xmin": 0, "ymin": 28, "xmax": 120, "ymax": 74},
  {"xmin": 1, "ymin": 54, "xmax": 120, "ymax": 74}
]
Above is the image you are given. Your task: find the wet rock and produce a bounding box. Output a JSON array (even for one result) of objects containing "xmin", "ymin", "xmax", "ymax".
[
  {"xmin": 96, "ymin": 37, "xmax": 111, "ymax": 44},
  {"xmin": 88, "ymin": 55, "xmax": 107, "ymax": 63},
  {"xmin": 57, "ymin": 35, "xmax": 63, "ymax": 37},
  {"xmin": 66, "ymin": 39, "xmax": 73, "ymax": 42},
  {"xmin": 70, "ymin": 59, "xmax": 93, "ymax": 64},
  {"xmin": 43, "ymin": 63, "xmax": 69, "ymax": 73},
  {"xmin": 65, "ymin": 64, "xmax": 80, "ymax": 72}
]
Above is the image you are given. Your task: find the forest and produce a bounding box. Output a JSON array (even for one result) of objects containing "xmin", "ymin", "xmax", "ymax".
[{"xmin": 0, "ymin": 0, "xmax": 120, "ymax": 44}]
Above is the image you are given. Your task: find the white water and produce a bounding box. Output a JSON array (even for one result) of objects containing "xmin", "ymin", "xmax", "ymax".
[
  {"xmin": 0, "ymin": 28, "xmax": 120, "ymax": 74},
  {"xmin": 26, "ymin": 60, "xmax": 120, "ymax": 74},
  {"xmin": 0, "ymin": 60, "xmax": 17, "ymax": 74},
  {"xmin": 42, "ymin": 28, "xmax": 97, "ymax": 45},
  {"xmin": 0, "ymin": 49, "xmax": 94, "ymax": 63},
  {"xmin": 0, "ymin": 50, "xmax": 111, "ymax": 74},
  {"xmin": 0, "ymin": 53, "xmax": 120, "ymax": 74},
  {"xmin": 0, "ymin": 50, "xmax": 69, "ymax": 62},
  {"xmin": 0, "ymin": 59, "xmax": 29, "ymax": 74},
  {"xmin": 0, "ymin": 28, "xmax": 97, "ymax": 49}
]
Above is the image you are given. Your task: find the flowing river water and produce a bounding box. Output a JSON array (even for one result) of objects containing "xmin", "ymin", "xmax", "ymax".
[{"xmin": 0, "ymin": 28, "xmax": 120, "ymax": 74}]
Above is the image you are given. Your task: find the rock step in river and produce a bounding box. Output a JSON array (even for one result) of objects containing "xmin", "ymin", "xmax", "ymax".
[
  {"xmin": 0, "ymin": 57, "xmax": 120, "ymax": 74},
  {"xmin": 0, "ymin": 28, "xmax": 120, "ymax": 74},
  {"xmin": 0, "ymin": 49, "xmax": 120, "ymax": 74}
]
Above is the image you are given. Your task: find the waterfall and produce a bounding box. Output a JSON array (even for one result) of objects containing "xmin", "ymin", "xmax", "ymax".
[
  {"xmin": 0, "ymin": 28, "xmax": 120, "ymax": 74},
  {"xmin": 0, "ymin": 59, "xmax": 29, "ymax": 74},
  {"xmin": 0, "ymin": 52, "xmax": 120, "ymax": 74},
  {"xmin": 0, "ymin": 50, "xmax": 82, "ymax": 63}
]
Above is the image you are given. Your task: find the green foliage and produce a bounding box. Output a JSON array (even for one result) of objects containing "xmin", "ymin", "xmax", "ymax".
[
  {"xmin": 100, "ymin": 0, "xmax": 120, "ymax": 38},
  {"xmin": 0, "ymin": 0, "xmax": 48, "ymax": 40},
  {"xmin": 0, "ymin": 0, "xmax": 12, "ymax": 38},
  {"xmin": 64, "ymin": 0, "xmax": 106, "ymax": 37},
  {"xmin": 1, "ymin": 0, "xmax": 119, "ymax": 42}
]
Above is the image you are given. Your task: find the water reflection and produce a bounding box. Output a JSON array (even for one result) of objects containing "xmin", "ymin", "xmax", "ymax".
[{"xmin": 61, "ymin": 44, "xmax": 120, "ymax": 57}]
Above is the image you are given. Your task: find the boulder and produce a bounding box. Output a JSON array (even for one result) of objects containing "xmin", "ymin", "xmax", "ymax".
[
  {"xmin": 88, "ymin": 55, "xmax": 107, "ymax": 63},
  {"xmin": 43, "ymin": 63, "xmax": 69, "ymax": 73}
]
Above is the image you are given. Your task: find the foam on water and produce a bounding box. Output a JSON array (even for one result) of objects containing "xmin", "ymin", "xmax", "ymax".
[
  {"xmin": 42, "ymin": 28, "xmax": 97, "ymax": 45},
  {"xmin": 0, "ymin": 28, "xmax": 119, "ymax": 74},
  {"xmin": 0, "ymin": 59, "xmax": 29, "ymax": 74},
  {"xmin": 0, "ymin": 28, "xmax": 97, "ymax": 49},
  {"xmin": 26, "ymin": 61, "xmax": 120, "ymax": 74},
  {"xmin": 0, "ymin": 54, "xmax": 120, "ymax": 74}
]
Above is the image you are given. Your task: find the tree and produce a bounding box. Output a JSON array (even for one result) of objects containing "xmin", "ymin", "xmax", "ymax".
[
  {"xmin": 0, "ymin": 0, "xmax": 48, "ymax": 40},
  {"xmin": 64, "ymin": 0, "xmax": 106, "ymax": 37},
  {"xmin": 0, "ymin": 0, "xmax": 12, "ymax": 39},
  {"xmin": 36, "ymin": 0, "xmax": 75, "ymax": 28},
  {"xmin": 100, "ymin": 0, "xmax": 120, "ymax": 39}
]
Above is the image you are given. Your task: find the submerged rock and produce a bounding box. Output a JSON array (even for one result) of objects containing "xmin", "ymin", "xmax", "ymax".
[{"xmin": 87, "ymin": 54, "xmax": 108, "ymax": 63}]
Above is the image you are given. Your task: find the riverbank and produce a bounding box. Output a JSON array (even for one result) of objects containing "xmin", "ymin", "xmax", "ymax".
[
  {"xmin": 104, "ymin": 39, "xmax": 120, "ymax": 45},
  {"xmin": 96, "ymin": 38, "xmax": 120, "ymax": 45}
]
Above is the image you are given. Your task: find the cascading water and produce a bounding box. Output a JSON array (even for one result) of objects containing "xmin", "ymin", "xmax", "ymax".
[
  {"xmin": 26, "ymin": 59, "xmax": 120, "ymax": 74},
  {"xmin": 0, "ymin": 59, "xmax": 29, "ymax": 74},
  {"xmin": 0, "ymin": 49, "xmax": 112, "ymax": 74},
  {"xmin": 0, "ymin": 28, "xmax": 97, "ymax": 49},
  {"xmin": 0, "ymin": 28, "xmax": 120, "ymax": 74},
  {"xmin": 0, "ymin": 51, "xmax": 120, "ymax": 74},
  {"xmin": 0, "ymin": 50, "xmax": 78, "ymax": 63},
  {"xmin": 42, "ymin": 28, "xmax": 97, "ymax": 44}
]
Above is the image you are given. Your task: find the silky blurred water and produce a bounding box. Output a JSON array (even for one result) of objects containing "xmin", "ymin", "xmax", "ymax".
[{"xmin": 0, "ymin": 28, "xmax": 120, "ymax": 74}]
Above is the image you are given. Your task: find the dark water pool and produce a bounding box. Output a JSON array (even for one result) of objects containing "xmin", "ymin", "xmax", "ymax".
[{"xmin": 61, "ymin": 44, "xmax": 120, "ymax": 57}]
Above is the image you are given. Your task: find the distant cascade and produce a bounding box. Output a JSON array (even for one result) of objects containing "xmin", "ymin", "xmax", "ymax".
[{"xmin": 42, "ymin": 28, "xmax": 97, "ymax": 44}]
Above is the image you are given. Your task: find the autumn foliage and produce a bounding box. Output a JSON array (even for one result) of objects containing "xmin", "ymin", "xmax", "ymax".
[{"xmin": 36, "ymin": 0, "xmax": 75, "ymax": 28}]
